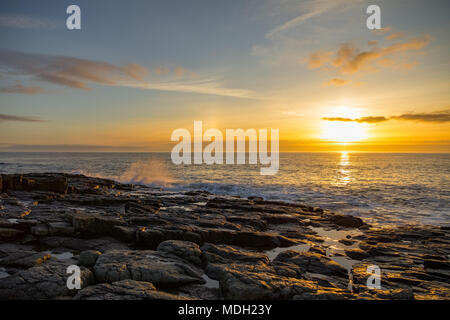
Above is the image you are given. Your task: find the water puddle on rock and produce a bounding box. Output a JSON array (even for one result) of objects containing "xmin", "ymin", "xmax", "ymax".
[
  {"xmin": 310, "ymin": 227, "xmax": 362, "ymax": 254},
  {"xmin": 202, "ymin": 274, "xmax": 220, "ymax": 289},
  {"xmin": 309, "ymin": 226, "xmax": 363, "ymax": 292},
  {"xmin": 43, "ymin": 251, "xmax": 74, "ymax": 261},
  {"xmin": 265, "ymin": 243, "xmax": 311, "ymax": 261}
]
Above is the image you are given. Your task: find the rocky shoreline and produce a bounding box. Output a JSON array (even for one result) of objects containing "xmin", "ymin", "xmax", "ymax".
[{"xmin": 0, "ymin": 173, "xmax": 448, "ymax": 300}]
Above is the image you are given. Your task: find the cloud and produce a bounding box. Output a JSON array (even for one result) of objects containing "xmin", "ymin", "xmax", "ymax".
[
  {"xmin": 0, "ymin": 50, "xmax": 255, "ymax": 98},
  {"xmin": 324, "ymin": 78, "xmax": 350, "ymax": 86},
  {"xmin": 0, "ymin": 113, "xmax": 44, "ymax": 122},
  {"xmin": 322, "ymin": 109, "xmax": 450, "ymax": 123},
  {"xmin": 385, "ymin": 32, "xmax": 404, "ymax": 41},
  {"xmin": 392, "ymin": 110, "xmax": 450, "ymax": 123},
  {"xmin": 0, "ymin": 14, "xmax": 56, "ymax": 29},
  {"xmin": 322, "ymin": 116, "xmax": 387, "ymax": 123},
  {"xmin": 0, "ymin": 82, "xmax": 44, "ymax": 94},
  {"xmin": 307, "ymin": 51, "xmax": 332, "ymax": 69},
  {"xmin": 265, "ymin": 0, "xmax": 355, "ymax": 38},
  {"xmin": 308, "ymin": 36, "xmax": 429, "ymax": 74}
]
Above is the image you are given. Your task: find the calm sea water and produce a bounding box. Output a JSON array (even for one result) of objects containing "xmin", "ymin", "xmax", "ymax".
[{"xmin": 0, "ymin": 152, "xmax": 449, "ymax": 227}]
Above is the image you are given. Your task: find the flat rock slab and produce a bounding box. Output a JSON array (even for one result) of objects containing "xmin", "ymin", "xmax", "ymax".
[
  {"xmin": 0, "ymin": 259, "xmax": 94, "ymax": 300},
  {"xmin": 94, "ymin": 250, "xmax": 205, "ymax": 287},
  {"xmin": 74, "ymin": 279, "xmax": 191, "ymax": 300}
]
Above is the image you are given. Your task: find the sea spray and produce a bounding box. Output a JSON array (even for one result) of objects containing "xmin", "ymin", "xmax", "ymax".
[
  {"xmin": 70, "ymin": 158, "xmax": 175, "ymax": 187},
  {"xmin": 118, "ymin": 159, "xmax": 174, "ymax": 186}
]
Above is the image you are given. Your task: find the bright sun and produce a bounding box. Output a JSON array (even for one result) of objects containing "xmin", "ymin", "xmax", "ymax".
[{"xmin": 320, "ymin": 107, "xmax": 369, "ymax": 143}]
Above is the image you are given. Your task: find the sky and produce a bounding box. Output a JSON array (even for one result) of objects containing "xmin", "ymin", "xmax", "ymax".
[{"xmin": 0, "ymin": 0, "xmax": 449, "ymax": 152}]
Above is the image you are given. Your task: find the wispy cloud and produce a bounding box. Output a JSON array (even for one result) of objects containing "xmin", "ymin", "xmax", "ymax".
[
  {"xmin": 0, "ymin": 82, "xmax": 44, "ymax": 94},
  {"xmin": 308, "ymin": 35, "xmax": 429, "ymax": 74},
  {"xmin": 323, "ymin": 116, "xmax": 387, "ymax": 123},
  {"xmin": 265, "ymin": 0, "xmax": 355, "ymax": 38},
  {"xmin": 322, "ymin": 109, "xmax": 450, "ymax": 123},
  {"xmin": 0, "ymin": 14, "xmax": 56, "ymax": 29},
  {"xmin": 0, "ymin": 113, "xmax": 44, "ymax": 122},
  {"xmin": 0, "ymin": 50, "xmax": 255, "ymax": 98},
  {"xmin": 323, "ymin": 78, "xmax": 350, "ymax": 86}
]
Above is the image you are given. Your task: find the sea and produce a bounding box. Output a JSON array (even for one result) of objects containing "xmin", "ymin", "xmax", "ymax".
[{"xmin": 0, "ymin": 152, "xmax": 448, "ymax": 227}]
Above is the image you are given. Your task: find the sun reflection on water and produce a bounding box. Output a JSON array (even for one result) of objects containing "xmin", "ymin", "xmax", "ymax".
[{"xmin": 337, "ymin": 151, "xmax": 351, "ymax": 185}]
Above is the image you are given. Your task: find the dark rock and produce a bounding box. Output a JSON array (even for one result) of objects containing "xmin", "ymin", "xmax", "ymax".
[
  {"xmin": 0, "ymin": 228, "xmax": 24, "ymax": 240},
  {"xmin": 74, "ymin": 279, "xmax": 190, "ymax": 300},
  {"xmin": 274, "ymin": 251, "xmax": 348, "ymax": 278},
  {"xmin": 94, "ymin": 250, "xmax": 205, "ymax": 287},
  {"xmin": 73, "ymin": 212, "xmax": 126, "ymax": 236},
  {"xmin": 78, "ymin": 250, "xmax": 102, "ymax": 267},
  {"xmin": 0, "ymin": 260, "xmax": 94, "ymax": 299},
  {"xmin": 345, "ymin": 248, "xmax": 369, "ymax": 260},
  {"xmin": 331, "ymin": 215, "xmax": 363, "ymax": 228},
  {"xmin": 157, "ymin": 240, "xmax": 202, "ymax": 265}
]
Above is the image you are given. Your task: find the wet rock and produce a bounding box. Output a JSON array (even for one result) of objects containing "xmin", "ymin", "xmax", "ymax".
[
  {"xmin": 74, "ymin": 279, "xmax": 190, "ymax": 300},
  {"xmin": 331, "ymin": 215, "xmax": 363, "ymax": 228}
]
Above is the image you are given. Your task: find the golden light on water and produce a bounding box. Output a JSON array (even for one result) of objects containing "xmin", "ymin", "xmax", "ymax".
[{"xmin": 338, "ymin": 151, "xmax": 351, "ymax": 185}]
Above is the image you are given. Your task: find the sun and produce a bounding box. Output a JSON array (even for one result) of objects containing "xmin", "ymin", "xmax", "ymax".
[{"xmin": 320, "ymin": 107, "xmax": 369, "ymax": 143}]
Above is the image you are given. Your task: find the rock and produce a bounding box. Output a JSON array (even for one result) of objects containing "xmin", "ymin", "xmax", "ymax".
[
  {"xmin": 196, "ymin": 228, "xmax": 297, "ymax": 249},
  {"xmin": 373, "ymin": 288, "xmax": 415, "ymax": 300},
  {"xmin": 331, "ymin": 215, "xmax": 363, "ymax": 228},
  {"xmin": 78, "ymin": 250, "xmax": 102, "ymax": 267},
  {"xmin": 345, "ymin": 248, "xmax": 369, "ymax": 260},
  {"xmin": 0, "ymin": 250, "xmax": 51, "ymax": 268},
  {"xmin": 339, "ymin": 239, "xmax": 355, "ymax": 246},
  {"xmin": 274, "ymin": 251, "xmax": 348, "ymax": 278},
  {"xmin": 424, "ymin": 259, "xmax": 450, "ymax": 270},
  {"xmin": 0, "ymin": 172, "xmax": 449, "ymax": 300},
  {"xmin": 0, "ymin": 228, "xmax": 23, "ymax": 240},
  {"xmin": 2, "ymin": 174, "xmax": 68, "ymax": 194},
  {"xmin": 112, "ymin": 226, "xmax": 136, "ymax": 242},
  {"xmin": 0, "ymin": 260, "xmax": 94, "ymax": 299},
  {"xmin": 178, "ymin": 283, "xmax": 221, "ymax": 299},
  {"xmin": 206, "ymin": 262, "xmax": 317, "ymax": 299},
  {"xmin": 31, "ymin": 224, "xmax": 49, "ymax": 236},
  {"xmin": 201, "ymin": 243, "xmax": 269, "ymax": 265},
  {"xmin": 157, "ymin": 240, "xmax": 202, "ymax": 265},
  {"xmin": 74, "ymin": 279, "xmax": 190, "ymax": 300},
  {"xmin": 48, "ymin": 222, "xmax": 75, "ymax": 236},
  {"xmin": 94, "ymin": 250, "xmax": 205, "ymax": 286},
  {"xmin": 73, "ymin": 213, "xmax": 126, "ymax": 236},
  {"xmin": 293, "ymin": 288, "xmax": 353, "ymax": 300}
]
